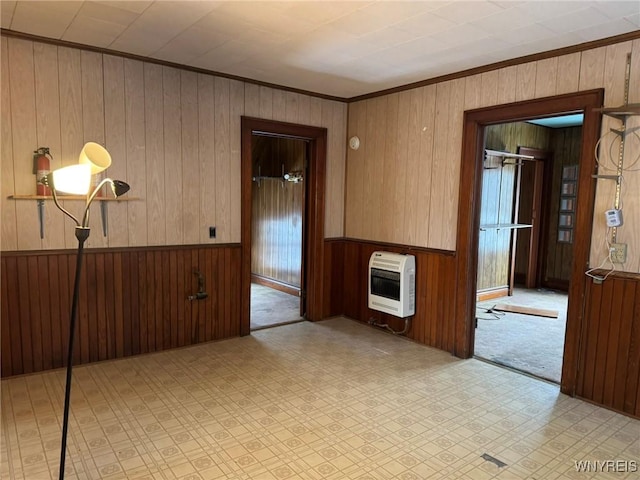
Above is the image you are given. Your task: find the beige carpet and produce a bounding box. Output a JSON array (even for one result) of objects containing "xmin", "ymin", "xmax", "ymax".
[
  {"xmin": 474, "ymin": 288, "xmax": 568, "ymax": 383},
  {"xmin": 250, "ymin": 283, "xmax": 302, "ymax": 330}
]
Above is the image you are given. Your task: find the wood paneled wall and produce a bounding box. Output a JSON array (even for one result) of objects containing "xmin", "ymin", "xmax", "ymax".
[
  {"xmin": 478, "ymin": 122, "xmax": 551, "ymax": 293},
  {"xmin": 1, "ymin": 245, "xmax": 240, "ymax": 378},
  {"xmin": 0, "ymin": 35, "xmax": 347, "ymax": 252},
  {"xmin": 327, "ymin": 239, "xmax": 456, "ymax": 352},
  {"xmin": 345, "ymin": 39, "xmax": 640, "ymax": 273},
  {"xmin": 544, "ymin": 127, "xmax": 582, "ymax": 286},
  {"xmin": 251, "ymin": 137, "xmax": 304, "ymax": 287},
  {"xmin": 576, "ymin": 273, "xmax": 640, "ymax": 417}
]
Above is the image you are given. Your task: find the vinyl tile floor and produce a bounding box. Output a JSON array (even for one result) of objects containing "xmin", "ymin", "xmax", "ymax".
[{"xmin": 2, "ymin": 317, "xmax": 638, "ymax": 480}]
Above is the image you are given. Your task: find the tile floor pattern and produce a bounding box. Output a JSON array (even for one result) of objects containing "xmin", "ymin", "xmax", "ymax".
[{"xmin": 1, "ymin": 317, "xmax": 638, "ymax": 480}]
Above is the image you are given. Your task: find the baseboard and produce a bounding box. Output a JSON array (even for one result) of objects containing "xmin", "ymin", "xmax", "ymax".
[
  {"xmin": 251, "ymin": 274, "xmax": 300, "ymax": 297},
  {"xmin": 476, "ymin": 286, "xmax": 509, "ymax": 302}
]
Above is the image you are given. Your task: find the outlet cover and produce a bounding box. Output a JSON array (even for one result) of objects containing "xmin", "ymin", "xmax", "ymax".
[
  {"xmin": 610, "ymin": 243, "xmax": 627, "ymax": 264},
  {"xmin": 209, "ymin": 226, "xmax": 216, "ymax": 239}
]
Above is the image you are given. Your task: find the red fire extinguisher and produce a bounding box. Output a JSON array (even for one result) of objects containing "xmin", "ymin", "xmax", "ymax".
[{"xmin": 33, "ymin": 147, "xmax": 52, "ymax": 196}]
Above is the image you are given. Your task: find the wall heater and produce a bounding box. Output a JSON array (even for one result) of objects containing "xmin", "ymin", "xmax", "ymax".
[{"xmin": 368, "ymin": 251, "xmax": 416, "ymax": 318}]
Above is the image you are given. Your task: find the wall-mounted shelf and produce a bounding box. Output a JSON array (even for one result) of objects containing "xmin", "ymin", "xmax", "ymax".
[
  {"xmin": 480, "ymin": 223, "xmax": 532, "ymax": 231},
  {"xmin": 595, "ymin": 103, "xmax": 640, "ymax": 121},
  {"xmin": 8, "ymin": 194, "xmax": 139, "ymax": 201}
]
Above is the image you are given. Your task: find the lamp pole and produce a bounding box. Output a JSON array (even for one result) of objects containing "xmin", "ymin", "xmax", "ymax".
[
  {"xmin": 43, "ymin": 172, "xmax": 129, "ymax": 480},
  {"xmin": 58, "ymin": 225, "xmax": 90, "ymax": 480}
]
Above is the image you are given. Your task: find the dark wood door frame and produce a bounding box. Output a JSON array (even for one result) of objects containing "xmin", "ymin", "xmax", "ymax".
[
  {"xmin": 517, "ymin": 147, "xmax": 551, "ymax": 289},
  {"xmin": 454, "ymin": 89, "xmax": 604, "ymax": 398},
  {"xmin": 241, "ymin": 117, "xmax": 327, "ymax": 336}
]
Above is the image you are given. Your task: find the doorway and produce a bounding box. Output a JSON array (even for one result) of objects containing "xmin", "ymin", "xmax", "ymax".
[
  {"xmin": 473, "ymin": 119, "xmax": 583, "ymax": 383},
  {"xmin": 454, "ymin": 89, "xmax": 603, "ymax": 397},
  {"xmin": 249, "ymin": 135, "xmax": 306, "ymax": 330},
  {"xmin": 240, "ymin": 117, "xmax": 328, "ymax": 336}
]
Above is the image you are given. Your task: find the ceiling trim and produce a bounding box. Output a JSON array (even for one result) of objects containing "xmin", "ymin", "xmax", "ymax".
[
  {"xmin": 2, "ymin": 28, "xmax": 639, "ymax": 104},
  {"xmin": 349, "ymin": 30, "xmax": 640, "ymax": 103},
  {"xmin": 0, "ymin": 28, "xmax": 347, "ymax": 103}
]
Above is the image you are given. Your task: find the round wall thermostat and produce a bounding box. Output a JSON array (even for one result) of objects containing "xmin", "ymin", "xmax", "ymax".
[{"xmin": 349, "ymin": 136, "xmax": 360, "ymax": 150}]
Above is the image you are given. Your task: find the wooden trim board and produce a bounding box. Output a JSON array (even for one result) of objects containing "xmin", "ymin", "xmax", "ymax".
[{"xmin": 492, "ymin": 303, "xmax": 558, "ymax": 318}]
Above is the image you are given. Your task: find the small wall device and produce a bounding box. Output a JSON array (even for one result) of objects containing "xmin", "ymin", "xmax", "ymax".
[{"xmin": 605, "ymin": 209, "xmax": 623, "ymax": 227}]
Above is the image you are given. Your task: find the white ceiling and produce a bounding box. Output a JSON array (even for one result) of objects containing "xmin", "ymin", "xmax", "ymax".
[{"xmin": 1, "ymin": 1, "xmax": 639, "ymax": 98}]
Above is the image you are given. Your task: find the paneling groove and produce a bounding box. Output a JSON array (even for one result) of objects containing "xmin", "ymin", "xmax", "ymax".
[
  {"xmin": 576, "ymin": 274, "xmax": 640, "ymax": 417},
  {"xmin": 0, "ymin": 244, "xmax": 241, "ymax": 378}
]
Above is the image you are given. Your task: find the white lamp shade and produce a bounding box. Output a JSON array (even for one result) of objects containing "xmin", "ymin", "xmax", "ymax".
[
  {"xmin": 51, "ymin": 164, "xmax": 92, "ymax": 195},
  {"xmin": 79, "ymin": 142, "xmax": 111, "ymax": 174}
]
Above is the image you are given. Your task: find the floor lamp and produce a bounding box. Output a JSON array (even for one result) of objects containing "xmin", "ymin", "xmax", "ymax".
[{"xmin": 41, "ymin": 143, "xmax": 129, "ymax": 480}]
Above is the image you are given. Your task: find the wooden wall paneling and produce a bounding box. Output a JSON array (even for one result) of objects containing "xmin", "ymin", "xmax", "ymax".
[
  {"xmin": 103, "ymin": 54, "xmax": 129, "ymax": 248},
  {"xmin": 362, "ymin": 97, "xmax": 385, "ymax": 240},
  {"xmin": 344, "ymin": 101, "xmax": 365, "ymax": 238},
  {"xmin": 624, "ymin": 40, "xmax": 640, "ymax": 271},
  {"xmin": 244, "ymin": 82, "xmax": 260, "ymax": 117},
  {"xmin": 414, "ymin": 86, "xmax": 436, "ymax": 247},
  {"xmin": 81, "ymin": 50, "xmax": 109, "ymax": 249},
  {"xmin": 272, "ymin": 89, "xmax": 287, "ymax": 123},
  {"xmin": 124, "ymin": 59, "xmax": 147, "ymax": 246},
  {"xmin": 592, "ymin": 271, "xmax": 617, "ymax": 405},
  {"xmin": 428, "ymin": 81, "xmax": 452, "ymax": 249},
  {"xmin": 443, "ymin": 79, "xmax": 465, "ymax": 250},
  {"xmin": 48, "ymin": 254, "xmax": 62, "ymax": 368},
  {"xmin": 123, "ymin": 251, "xmax": 135, "ymax": 356},
  {"xmin": 326, "ymin": 101, "xmax": 346, "ymax": 239},
  {"xmin": 162, "ymin": 249, "xmax": 171, "ymax": 348},
  {"xmin": 614, "ymin": 279, "xmax": 637, "ymax": 411},
  {"xmin": 137, "ymin": 250, "xmax": 147, "ymax": 354},
  {"xmin": 578, "ymin": 47, "xmax": 606, "ymax": 91},
  {"xmin": 555, "ymin": 53, "xmax": 581, "ymax": 95},
  {"xmin": 1, "ymin": 37, "xmax": 17, "ymax": 250},
  {"xmin": 392, "ymin": 91, "xmax": 410, "ymax": 245},
  {"xmin": 16, "ymin": 255, "xmax": 33, "ymax": 373},
  {"xmin": 480, "ymin": 70, "xmax": 499, "ymax": 107},
  {"xmin": 58, "ymin": 47, "xmax": 84, "ymax": 248},
  {"xmin": 154, "ymin": 250, "xmax": 163, "ymax": 349},
  {"xmin": 144, "ymin": 63, "xmax": 166, "ymax": 245},
  {"xmin": 4, "ymin": 258, "xmax": 22, "ymax": 374},
  {"xmin": 34, "ymin": 42, "xmax": 66, "ymax": 250},
  {"xmin": 602, "ymin": 277, "xmax": 626, "ymax": 406},
  {"xmin": 259, "ymin": 86, "xmax": 273, "ymax": 120},
  {"xmin": 8, "ymin": 38, "xmax": 41, "ymax": 251},
  {"xmin": 168, "ymin": 249, "xmax": 178, "ymax": 346},
  {"xmin": 534, "ymin": 57, "xmax": 559, "ymax": 98},
  {"xmin": 27, "ymin": 256, "xmax": 43, "ymax": 372},
  {"xmin": 95, "ymin": 252, "xmax": 107, "ymax": 360},
  {"xmin": 515, "ymin": 62, "xmax": 537, "ymax": 102},
  {"xmin": 298, "ymin": 94, "xmax": 311, "ymax": 126},
  {"xmin": 380, "ymin": 93, "xmax": 400, "ymax": 243},
  {"xmin": 309, "ymin": 96, "xmax": 323, "ymax": 127},
  {"xmin": 496, "ymin": 65, "xmax": 517, "ymax": 105},
  {"xmin": 204, "ymin": 247, "xmax": 213, "ymax": 341},
  {"xmin": 230, "ymin": 79, "xmax": 244, "ymax": 243},
  {"xmin": 84, "ymin": 252, "xmax": 97, "ymax": 363},
  {"xmin": 1, "ymin": 260, "xmax": 12, "ymax": 376},
  {"xmin": 198, "ymin": 74, "xmax": 216, "ymax": 244},
  {"xmin": 163, "ymin": 66, "xmax": 183, "ymax": 245},
  {"xmin": 285, "ymin": 91, "xmax": 299, "ymax": 124},
  {"xmin": 176, "ymin": 248, "xmax": 186, "ymax": 347},
  {"xmin": 214, "ymin": 77, "xmax": 231, "ymax": 243},
  {"xmin": 464, "ymin": 73, "xmax": 483, "ymax": 110},
  {"xmin": 627, "ymin": 283, "xmax": 640, "ymax": 415},
  {"xmin": 113, "ymin": 252, "xmax": 124, "ymax": 358}
]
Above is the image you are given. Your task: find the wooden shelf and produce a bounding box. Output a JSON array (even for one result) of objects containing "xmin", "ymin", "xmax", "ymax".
[
  {"xmin": 480, "ymin": 223, "xmax": 532, "ymax": 231},
  {"xmin": 595, "ymin": 103, "xmax": 640, "ymax": 120},
  {"xmin": 8, "ymin": 194, "xmax": 139, "ymax": 201}
]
